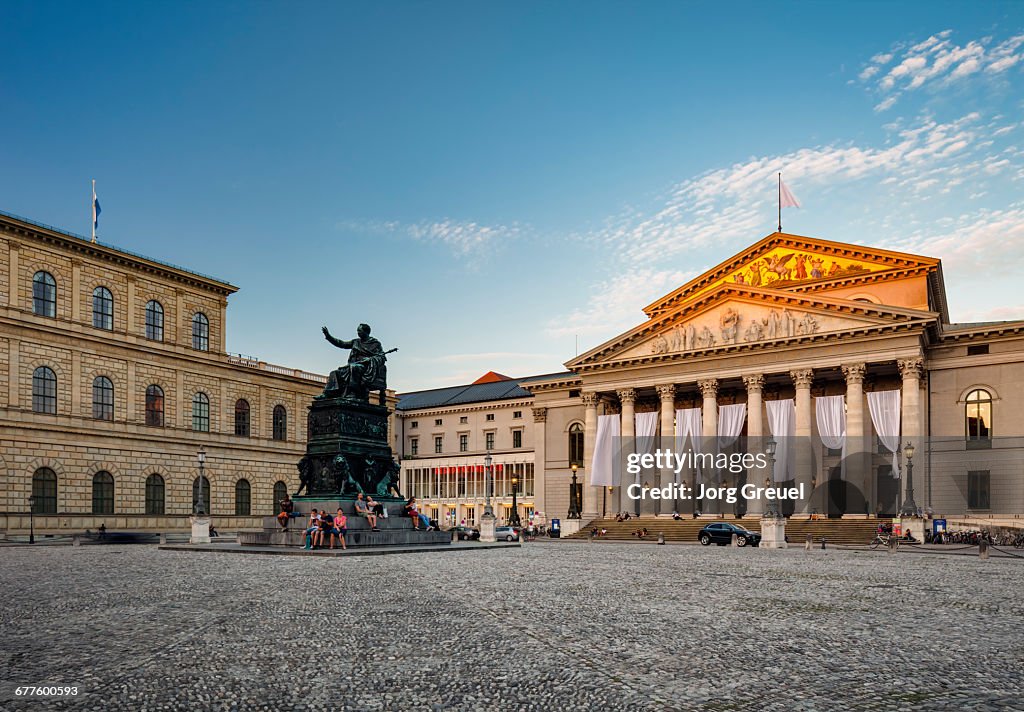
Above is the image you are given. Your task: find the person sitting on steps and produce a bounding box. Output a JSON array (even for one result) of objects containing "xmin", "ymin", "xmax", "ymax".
[{"xmin": 354, "ymin": 494, "xmax": 380, "ymax": 531}]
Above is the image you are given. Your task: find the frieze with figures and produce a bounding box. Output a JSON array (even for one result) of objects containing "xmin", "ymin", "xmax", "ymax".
[
  {"xmin": 308, "ymin": 407, "xmax": 388, "ymax": 440},
  {"xmin": 650, "ymin": 306, "xmax": 822, "ymax": 354}
]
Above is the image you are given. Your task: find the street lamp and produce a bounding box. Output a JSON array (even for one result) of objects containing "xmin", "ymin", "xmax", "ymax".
[
  {"xmin": 567, "ymin": 463, "xmax": 582, "ymax": 519},
  {"xmin": 196, "ymin": 447, "xmax": 207, "ymax": 515},
  {"xmin": 510, "ymin": 476, "xmax": 522, "ymax": 527},
  {"xmin": 764, "ymin": 437, "xmax": 781, "ymax": 518},
  {"xmin": 28, "ymin": 495, "xmax": 35, "ymax": 545},
  {"xmin": 483, "ymin": 453, "xmax": 493, "ymax": 518},
  {"xmin": 900, "ymin": 442, "xmax": 918, "ymax": 517}
]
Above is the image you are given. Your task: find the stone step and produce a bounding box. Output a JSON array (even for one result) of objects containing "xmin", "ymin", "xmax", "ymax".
[{"xmin": 239, "ymin": 527, "xmax": 450, "ymax": 548}]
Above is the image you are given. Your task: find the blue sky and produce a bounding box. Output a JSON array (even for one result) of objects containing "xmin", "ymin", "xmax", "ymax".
[{"xmin": 2, "ymin": 1, "xmax": 1023, "ymax": 391}]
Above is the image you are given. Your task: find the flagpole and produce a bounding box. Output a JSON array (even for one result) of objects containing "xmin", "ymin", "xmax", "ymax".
[
  {"xmin": 91, "ymin": 180, "xmax": 97, "ymax": 244},
  {"xmin": 777, "ymin": 173, "xmax": 782, "ymax": 233}
]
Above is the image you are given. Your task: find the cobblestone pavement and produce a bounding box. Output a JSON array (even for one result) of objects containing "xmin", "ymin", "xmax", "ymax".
[{"xmin": 2, "ymin": 542, "xmax": 1022, "ymax": 711}]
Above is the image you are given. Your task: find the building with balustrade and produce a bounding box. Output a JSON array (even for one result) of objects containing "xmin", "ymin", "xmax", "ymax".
[
  {"xmin": 526, "ymin": 232, "xmax": 1024, "ymax": 525},
  {"xmin": 0, "ymin": 210, "xmax": 350, "ymax": 535}
]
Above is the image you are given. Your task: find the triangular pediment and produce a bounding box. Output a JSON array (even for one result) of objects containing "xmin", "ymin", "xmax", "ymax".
[
  {"xmin": 568, "ymin": 285, "xmax": 937, "ymax": 368},
  {"xmin": 643, "ymin": 232, "xmax": 941, "ymax": 318}
]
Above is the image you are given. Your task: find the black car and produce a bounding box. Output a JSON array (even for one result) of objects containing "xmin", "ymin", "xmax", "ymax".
[
  {"xmin": 450, "ymin": 525, "xmax": 480, "ymax": 541},
  {"xmin": 698, "ymin": 522, "xmax": 761, "ymax": 547}
]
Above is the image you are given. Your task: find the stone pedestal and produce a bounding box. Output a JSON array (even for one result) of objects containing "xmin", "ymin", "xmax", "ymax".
[
  {"xmin": 760, "ymin": 517, "xmax": 788, "ymax": 549},
  {"xmin": 190, "ymin": 515, "xmax": 211, "ymax": 544},
  {"xmin": 479, "ymin": 513, "xmax": 497, "ymax": 543},
  {"xmin": 561, "ymin": 520, "xmax": 582, "ymax": 537},
  {"xmin": 904, "ymin": 517, "xmax": 926, "ymax": 543}
]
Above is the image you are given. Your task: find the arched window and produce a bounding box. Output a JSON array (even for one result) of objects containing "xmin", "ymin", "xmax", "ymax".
[
  {"xmin": 32, "ymin": 366, "xmax": 57, "ymax": 414},
  {"xmin": 273, "ymin": 480, "xmax": 288, "ymax": 512},
  {"xmin": 192, "ymin": 312, "xmax": 209, "ymax": 351},
  {"xmin": 33, "ymin": 271, "xmax": 56, "ymax": 317},
  {"xmin": 966, "ymin": 389, "xmax": 993, "ymax": 441},
  {"xmin": 273, "ymin": 405, "xmax": 287, "ymax": 441},
  {"xmin": 145, "ymin": 300, "xmax": 164, "ymax": 341},
  {"xmin": 145, "ymin": 473, "xmax": 165, "ymax": 515},
  {"xmin": 234, "ymin": 399, "xmax": 250, "ymax": 437},
  {"xmin": 235, "ymin": 479, "xmax": 251, "ymax": 516},
  {"xmin": 145, "ymin": 385, "xmax": 164, "ymax": 427},
  {"xmin": 92, "ymin": 471, "xmax": 114, "ymax": 514},
  {"xmin": 192, "ymin": 476, "xmax": 211, "ymax": 514},
  {"xmin": 192, "ymin": 392, "xmax": 210, "ymax": 432},
  {"xmin": 32, "ymin": 468, "xmax": 57, "ymax": 513},
  {"xmin": 92, "ymin": 376, "xmax": 114, "ymax": 420},
  {"xmin": 92, "ymin": 286, "xmax": 113, "ymax": 330},
  {"xmin": 569, "ymin": 422, "xmax": 584, "ymax": 467}
]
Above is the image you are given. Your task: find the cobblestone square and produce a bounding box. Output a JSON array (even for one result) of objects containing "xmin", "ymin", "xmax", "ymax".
[{"xmin": 2, "ymin": 542, "xmax": 1022, "ymax": 711}]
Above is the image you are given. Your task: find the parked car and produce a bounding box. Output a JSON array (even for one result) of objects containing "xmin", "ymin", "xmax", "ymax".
[
  {"xmin": 495, "ymin": 526, "xmax": 521, "ymax": 542},
  {"xmin": 449, "ymin": 525, "xmax": 480, "ymax": 541},
  {"xmin": 698, "ymin": 522, "xmax": 761, "ymax": 547}
]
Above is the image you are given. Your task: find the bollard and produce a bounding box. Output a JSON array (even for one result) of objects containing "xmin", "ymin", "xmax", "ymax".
[
  {"xmin": 159, "ymin": 532, "xmax": 167, "ymax": 545},
  {"xmin": 979, "ymin": 539, "xmax": 989, "ymax": 560},
  {"xmin": 821, "ymin": 537, "xmax": 827, "ymax": 550},
  {"xmin": 731, "ymin": 533, "xmax": 738, "ymax": 548},
  {"xmin": 888, "ymin": 537, "xmax": 897, "ymax": 553},
  {"xmin": 805, "ymin": 534, "xmax": 813, "ymax": 551},
  {"xmin": 72, "ymin": 534, "xmax": 81, "ymax": 547},
  {"xmin": 657, "ymin": 532, "xmax": 665, "ymax": 545},
  {"xmin": 451, "ymin": 528, "xmax": 459, "ymax": 544},
  {"xmin": 589, "ymin": 531, "xmax": 594, "ymax": 543}
]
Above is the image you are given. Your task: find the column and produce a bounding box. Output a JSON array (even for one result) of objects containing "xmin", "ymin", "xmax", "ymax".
[
  {"xmin": 71, "ymin": 351, "xmax": 82, "ymax": 416},
  {"xmin": 698, "ymin": 378, "xmax": 718, "ymax": 514},
  {"xmin": 175, "ymin": 289, "xmax": 185, "ymax": 345},
  {"xmin": 8, "ymin": 338, "xmax": 19, "ymax": 408},
  {"xmin": 656, "ymin": 384, "xmax": 676, "ymax": 515},
  {"xmin": 617, "ymin": 388, "xmax": 636, "ymax": 514},
  {"xmin": 581, "ymin": 392, "xmax": 600, "ymax": 520},
  {"xmin": 126, "ymin": 361, "xmax": 137, "ymax": 422},
  {"xmin": 71, "ymin": 259, "xmax": 82, "ymax": 322},
  {"xmin": 176, "ymin": 369, "xmax": 185, "ymax": 428},
  {"xmin": 743, "ymin": 374, "xmax": 765, "ymax": 517},
  {"xmin": 842, "ymin": 363, "xmax": 868, "ymax": 516},
  {"xmin": 218, "ymin": 297, "xmax": 228, "ymax": 354},
  {"xmin": 790, "ymin": 369, "xmax": 814, "ymax": 515},
  {"xmin": 8, "ymin": 242, "xmax": 20, "ymax": 308},
  {"xmin": 531, "ymin": 406, "xmax": 547, "ymax": 520},
  {"xmin": 898, "ymin": 358, "xmax": 924, "ymax": 509},
  {"xmin": 126, "ymin": 276, "xmax": 137, "ymax": 335}
]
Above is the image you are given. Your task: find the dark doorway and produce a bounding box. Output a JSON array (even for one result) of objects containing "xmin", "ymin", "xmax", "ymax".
[{"xmin": 875, "ymin": 467, "xmax": 898, "ymax": 517}]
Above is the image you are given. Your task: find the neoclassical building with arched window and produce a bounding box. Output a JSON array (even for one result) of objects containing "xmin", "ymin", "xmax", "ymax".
[{"xmin": 0, "ymin": 209, "xmax": 400, "ymax": 535}]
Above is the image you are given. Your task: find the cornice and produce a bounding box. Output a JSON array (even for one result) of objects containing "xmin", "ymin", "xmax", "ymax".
[{"xmin": 395, "ymin": 398, "xmax": 534, "ymax": 419}]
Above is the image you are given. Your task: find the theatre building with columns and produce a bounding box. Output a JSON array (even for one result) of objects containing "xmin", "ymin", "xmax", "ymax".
[{"xmin": 526, "ymin": 232, "xmax": 1024, "ymax": 523}]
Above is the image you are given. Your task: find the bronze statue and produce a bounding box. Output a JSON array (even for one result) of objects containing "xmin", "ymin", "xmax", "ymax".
[{"xmin": 320, "ymin": 323, "xmax": 396, "ymax": 404}]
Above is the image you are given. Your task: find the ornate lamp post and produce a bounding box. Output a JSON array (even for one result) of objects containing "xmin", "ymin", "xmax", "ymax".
[
  {"xmin": 763, "ymin": 437, "xmax": 780, "ymax": 518},
  {"xmin": 510, "ymin": 475, "xmax": 522, "ymax": 527},
  {"xmin": 900, "ymin": 442, "xmax": 918, "ymax": 517},
  {"xmin": 195, "ymin": 446, "xmax": 207, "ymax": 515},
  {"xmin": 28, "ymin": 495, "xmax": 35, "ymax": 545},
  {"xmin": 480, "ymin": 451, "xmax": 496, "ymax": 542},
  {"xmin": 567, "ymin": 463, "xmax": 582, "ymax": 519}
]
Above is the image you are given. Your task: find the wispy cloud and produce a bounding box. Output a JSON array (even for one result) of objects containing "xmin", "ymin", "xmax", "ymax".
[
  {"xmin": 335, "ymin": 217, "xmax": 522, "ymax": 263},
  {"xmin": 858, "ymin": 30, "xmax": 1024, "ymax": 111}
]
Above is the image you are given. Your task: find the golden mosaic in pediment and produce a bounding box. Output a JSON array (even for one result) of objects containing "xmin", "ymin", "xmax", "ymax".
[{"xmin": 707, "ymin": 249, "xmax": 878, "ymax": 295}]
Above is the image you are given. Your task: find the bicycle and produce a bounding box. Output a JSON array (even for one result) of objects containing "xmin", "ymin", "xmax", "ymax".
[{"xmin": 870, "ymin": 533, "xmax": 900, "ymax": 550}]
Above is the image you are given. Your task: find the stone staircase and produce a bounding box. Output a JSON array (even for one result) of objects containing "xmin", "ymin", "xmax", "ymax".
[
  {"xmin": 567, "ymin": 517, "xmax": 886, "ymax": 546},
  {"xmin": 239, "ymin": 499, "xmax": 450, "ymax": 548}
]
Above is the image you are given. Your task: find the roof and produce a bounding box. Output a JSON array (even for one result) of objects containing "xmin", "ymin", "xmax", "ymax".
[
  {"xmin": 396, "ymin": 378, "xmax": 536, "ymax": 411},
  {"xmin": 0, "ymin": 208, "xmax": 238, "ymax": 294},
  {"xmin": 472, "ymin": 371, "xmax": 512, "ymax": 384}
]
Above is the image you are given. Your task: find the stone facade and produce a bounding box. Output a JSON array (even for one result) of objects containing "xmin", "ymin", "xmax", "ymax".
[{"xmin": 0, "ymin": 212, "xmax": 334, "ymax": 534}]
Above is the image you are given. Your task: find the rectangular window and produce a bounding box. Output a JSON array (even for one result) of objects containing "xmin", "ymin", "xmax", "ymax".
[
  {"xmin": 411, "ymin": 421, "xmax": 418, "ymax": 428},
  {"xmin": 435, "ymin": 418, "xmax": 443, "ymax": 426},
  {"xmin": 459, "ymin": 434, "xmax": 468, "ymax": 452},
  {"xmin": 434, "ymin": 436, "xmax": 443, "ymax": 454},
  {"xmin": 967, "ymin": 344, "xmax": 989, "ymax": 356},
  {"xmin": 410, "ymin": 438, "xmax": 418, "ymax": 456},
  {"xmin": 485, "ymin": 432, "xmax": 495, "ymax": 450},
  {"xmin": 460, "ymin": 416, "xmax": 468, "ymax": 424},
  {"xmin": 486, "ymin": 413, "xmax": 495, "ymax": 421},
  {"xmin": 512, "ymin": 430, "xmax": 522, "ymax": 448},
  {"xmin": 513, "ymin": 411, "xmax": 522, "ymax": 419},
  {"xmin": 968, "ymin": 470, "xmax": 990, "ymax": 510}
]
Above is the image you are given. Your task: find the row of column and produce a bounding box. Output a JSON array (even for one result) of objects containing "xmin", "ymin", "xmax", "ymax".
[{"xmin": 579, "ymin": 358, "xmax": 924, "ymax": 521}]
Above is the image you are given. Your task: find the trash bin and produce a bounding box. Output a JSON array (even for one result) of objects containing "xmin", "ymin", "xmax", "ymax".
[{"xmin": 550, "ymin": 518, "xmax": 561, "ymax": 538}]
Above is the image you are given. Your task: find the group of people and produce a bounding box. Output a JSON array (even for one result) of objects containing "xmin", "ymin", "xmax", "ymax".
[
  {"xmin": 632, "ymin": 527, "xmax": 650, "ymax": 539},
  {"xmin": 276, "ymin": 492, "xmax": 438, "ymax": 550}
]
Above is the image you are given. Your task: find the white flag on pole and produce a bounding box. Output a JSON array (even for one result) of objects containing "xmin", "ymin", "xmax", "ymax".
[{"xmin": 779, "ymin": 178, "xmax": 801, "ymax": 209}]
